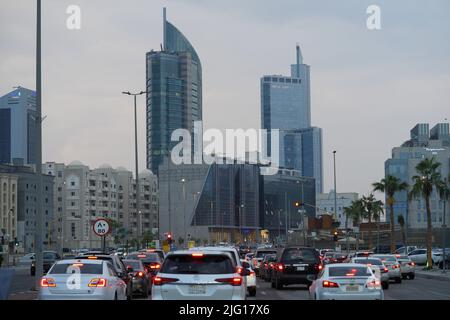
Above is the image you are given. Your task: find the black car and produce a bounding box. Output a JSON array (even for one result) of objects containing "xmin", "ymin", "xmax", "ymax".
[
  {"xmin": 75, "ymin": 253, "xmax": 133, "ymax": 300},
  {"xmin": 127, "ymin": 252, "xmax": 162, "ymax": 276},
  {"xmin": 271, "ymin": 246, "xmax": 322, "ymax": 290},
  {"xmin": 30, "ymin": 251, "xmax": 61, "ymax": 276},
  {"xmin": 123, "ymin": 259, "xmax": 150, "ymax": 298},
  {"xmin": 260, "ymin": 254, "xmax": 277, "ymax": 282}
]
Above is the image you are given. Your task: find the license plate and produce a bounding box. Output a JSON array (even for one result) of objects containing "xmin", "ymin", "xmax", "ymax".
[
  {"xmin": 296, "ymin": 266, "xmax": 305, "ymax": 271},
  {"xmin": 346, "ymin": 285, "xmax": 359, "ymax": 292},
  {"xmin": 189, "ymin": 285, "xmax": 206, "ymax": 294}
]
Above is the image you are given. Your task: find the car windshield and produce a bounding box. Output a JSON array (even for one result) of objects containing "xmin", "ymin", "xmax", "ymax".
[
  {"xmin": 256, "ymin": 251, "xmax": 277, "ymax": 258},
  {"xmin": 128, "ymin": 253, "xmax": 160, "ymax": 263},
  {"xmin": 354, "ymin": 258, "xmax": 382, "ymax": 265},
  {"xmin": 161, "ymin": 255, "xmax": 234, "ymax": 274},
  {"xmin": 43, "ymin": 252, "xmax": 57, "ymax": 260},
  {"xmin": 49, "ymin": 263, "xmax": 103, "ymax": 274},
  {"xmin": 123, "ymin": 260, "xmax": 143, "ymax": 270},
  {"xmin": 324, "ymin": 252, "xmax": 335, "ymax": 258},
  {"xmin": 397, "ymin": 256, "xmax": 409, "ymax": 260},
  {"xmin": 281, "ymin": 248, "xmax": 318, "ymax": 264},
  {"xmin": 329, "ymin": 266, "xmax": 371, "ymax": 277}
]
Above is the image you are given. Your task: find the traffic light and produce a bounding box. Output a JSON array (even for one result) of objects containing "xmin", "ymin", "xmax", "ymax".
[
  {"xmin": 294, "ymin": 201, "xmax": 304, "ymax": 207},
  {"xmin": 333, "ymin": 231, "xmax": 338, "ymax": 242},
  {"xmin": 14, "ymin": 238, "xmax": 19, "ymax": 246},
  {"xmin": 167, "ymin": 233, "xmax": 173, "ymax": 245}
]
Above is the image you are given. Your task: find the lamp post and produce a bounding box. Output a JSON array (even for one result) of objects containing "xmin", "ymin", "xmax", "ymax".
[
  {"xmin": 181, "ymin": 178, "xmax": 186, "ymax": 248},
  {"xmin": 239, "ymin": 204, "xmax": 244, "ymax": 243},
  {"xmin": 443, "ymin": 177, "xmax": 448, "ymax": 273},
  {"xmin": 122, "ymin": 90, "xmax": 147, "ymax": 249}
]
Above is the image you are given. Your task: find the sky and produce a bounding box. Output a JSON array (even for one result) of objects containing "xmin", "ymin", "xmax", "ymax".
[{"xmin": 1, "ymin": 0, "xmax": 449, "ymax": 199}]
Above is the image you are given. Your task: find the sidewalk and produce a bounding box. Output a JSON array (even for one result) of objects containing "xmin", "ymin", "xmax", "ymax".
[{"xmin": 415, "ymin": 268, "xmax": 450, "ymax": 282}]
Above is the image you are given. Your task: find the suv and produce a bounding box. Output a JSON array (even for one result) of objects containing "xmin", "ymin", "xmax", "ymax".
[
  {"xmin": 271, "ymin": 246, "xmax": 322, "ymax": 290},
  {"xmin": 75, "ymin": 253, "xmax": 133, "ymax": 299},
  {"xmin": 251, "ymin": 248, "xmax": 278, "ymax": 276}
]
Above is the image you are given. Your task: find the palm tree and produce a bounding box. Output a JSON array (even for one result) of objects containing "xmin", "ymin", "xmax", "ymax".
[
  {"xmin": 409, "ymin": 157, "xmax": 446, "ymax": 269},
  {"xmin": 373, "ymin": 175, "xmax": 409, "ymax": 253},
  {"xmin": 361, "ymin": 194, "xmax": 384, "ymax": 250},
  {"xmin": 343, "ymin": 200, "xmax": 364, "ymax": 230},
  {"xmin": 397, "ymin": 214, "xmax": 406, "ymax": 249}
]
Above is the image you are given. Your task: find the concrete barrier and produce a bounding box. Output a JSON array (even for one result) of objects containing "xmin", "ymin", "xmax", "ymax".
[{"xmin": 0, "ymin": 268, "xmax": 15, "ymax": 300}]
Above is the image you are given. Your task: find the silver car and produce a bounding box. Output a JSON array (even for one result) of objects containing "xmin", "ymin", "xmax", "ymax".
[
  {"xmin": 396, "ymin": 255, "xmax": 416, "ymax": 280},
  {"xmin": 351, "ymin": 257, "xmax": 389, "ymax": 289},
  {"xmin": 39, "ymin": 259, "xmax": 128, "ymax": 300},
  {"xmin": 309, "ymin": 263, "xmax": 384, "ymax": 300},
  {"xmin": 371, "ymin": 254, "xmax": 402, "ymax": 283}
]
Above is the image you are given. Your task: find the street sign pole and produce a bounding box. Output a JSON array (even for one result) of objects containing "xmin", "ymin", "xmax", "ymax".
[{"xmin": 93, "ymin": 218, "xmax": 111, "ymax": 253}]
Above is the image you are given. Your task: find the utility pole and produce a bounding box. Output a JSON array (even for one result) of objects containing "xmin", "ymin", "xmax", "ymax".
[
  {"xmin": 443, "ymin": 177, "xmax": 447, "ymax": 273},
  {"xmin": 122, "ymin": 91, "xmax": 146, "ymax": 249},
  {"xmin": 34, "ymin": 0, "xmax": 44, "ymax": 290},
  {"xmin": 181, "ymin": 178, "xmax": 186, "ymax": 248}
]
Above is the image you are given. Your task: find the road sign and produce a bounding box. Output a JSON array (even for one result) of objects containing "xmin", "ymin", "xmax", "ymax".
[{"xmin": 93, "ymin": 218, "xmax": 111, "ymax": 237}]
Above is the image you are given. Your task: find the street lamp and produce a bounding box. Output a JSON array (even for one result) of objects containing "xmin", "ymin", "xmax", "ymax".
[
  {"xmin": 122, "ymin": 90, "xmax": 147, "ymax": 249},
  {"xmin": 181, "ymin": 178, "xmax": 186, "ymax": 248},
  {"xmin": 239, "ymin": 204, "xmax": 244, "ymax": 243}
]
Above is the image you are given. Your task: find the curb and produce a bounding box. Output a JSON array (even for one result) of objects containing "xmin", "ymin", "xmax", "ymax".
[{"xmin": 415, "ymin": 271, "xmax": 450, "ymax": 282}]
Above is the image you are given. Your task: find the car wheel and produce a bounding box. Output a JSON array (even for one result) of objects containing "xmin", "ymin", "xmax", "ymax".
[
  {"xmin": 382, "ymin": 281, "xmax": 389, "ymax": 290},
  {"xmin": 408, "ymin": 273, "xmax": 415, "ymax": 280},
  {"xmin": 248, "ymin": 287, "xmax": 256, "ymax": 297},
  {"xmin": 114, "ymin": 292, "xmax": 118, "ymax": 300},
  {"xmin": 402, "ymin": 274, "xmax": 407, "ymax": 280},
  {"xmin": 275, "ymin": 278, "xmax": 283, "ymax": 290},
  {"xmin": 395, "ymin": 277, "xmax": 402, "ymax": 284}
]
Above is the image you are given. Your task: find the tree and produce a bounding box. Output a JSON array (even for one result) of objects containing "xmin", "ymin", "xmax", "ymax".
[
  {"xmin": 361, "ymin": 194, "xmax": 384, "ymax": 250},
  {"xmin": 373, "ymin": 175, "xmax": 409, "ymax": 253},
  {"xmin": 409, "ymin": 157, "xmax": 446, "ymax": 269},
  {"xmin": 397, "ymin": 214, "xmax": 406, "ymax": 249},
  {"xmin": 142, "ymin": 231, "xmax": 154, "ymax": 248},
  {"xmin": 343, "ymin": 199, "xmax": 365, "ymax": 229},
  {"xmin": 178, "ymin": 237, "xmax": 185, "ymax": 246}
]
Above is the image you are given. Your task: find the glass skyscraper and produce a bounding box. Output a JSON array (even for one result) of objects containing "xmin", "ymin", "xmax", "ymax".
[
  {"xmin": 0, "ymin": 87, "xmax": 37, "ymax": 165},
  {"xmin": 146, "ymin": 8, "xmax": 202, "ymax": 175},
  {"xmin": 261, "ymin": 45, "xmax": 323, "ymax": 193}
]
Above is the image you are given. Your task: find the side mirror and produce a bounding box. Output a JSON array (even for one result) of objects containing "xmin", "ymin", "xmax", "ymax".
[
  {"xmin": 242, "ymin": 261, "xmax": 250, "ymax": 269},
  {"xmin": 241, "ymin": 268, "xmax": 251, "ymax": 277}
]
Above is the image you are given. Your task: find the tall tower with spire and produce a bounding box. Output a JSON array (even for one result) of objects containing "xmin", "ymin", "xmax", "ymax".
[
  {"xmin": 260, "ymin": 45, "xmax": 323, "ymax": 194},
  {"xmin": 146, "ymin": 8, "xmax": 202, "ymax": 175}
]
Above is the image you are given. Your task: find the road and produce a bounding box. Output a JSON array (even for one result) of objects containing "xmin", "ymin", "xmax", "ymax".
[{"xmin": 7, "ymin": 268, "xmax": 450, "ymax": 300}]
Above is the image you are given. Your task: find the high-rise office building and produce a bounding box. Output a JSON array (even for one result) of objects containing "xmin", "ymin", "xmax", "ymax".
[
  {"xmin": 385, "ymin": 123, "xmax": 450, "ymax": 229},
  {"xmin": 146, "ymin": 8, "xmax": 202, "ymax": 175},
  {"xmin": 0, "ymin": 87, "xmax": 37, "ymax": 165},
  {"xmin": 261, "ymin": 46, "xmax": 323, "ymax": 193}
]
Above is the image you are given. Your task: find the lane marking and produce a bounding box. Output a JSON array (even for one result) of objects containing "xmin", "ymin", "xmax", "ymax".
[{"xmin": 261, "ymin": 291, "xmax": 267, "ymax": 295}]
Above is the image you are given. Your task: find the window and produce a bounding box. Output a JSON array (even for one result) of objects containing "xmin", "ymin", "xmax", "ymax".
[
  {"xmin": 58, "ymin": 171, "xmax": 62, "ymax": 178},
  {"xmin": 71, "ymin": 181, "xmax": 75, "ymax": 186}
]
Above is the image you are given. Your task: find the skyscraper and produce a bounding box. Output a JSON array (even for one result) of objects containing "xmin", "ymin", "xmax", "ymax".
[
  {"xmin": 146, "ymin": 8, "xmax": 202, "ymax": 175},
  {"xmin": 261, "ymin": 46, "xmax": 323, "ymax": 193},
  {"xmin": 0, "ymin": 87, "xmax": 37, "ymax": 165}
]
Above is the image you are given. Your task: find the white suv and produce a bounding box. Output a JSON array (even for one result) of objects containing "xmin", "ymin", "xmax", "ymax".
[{"xmin": 152, "ymin": 251, "xmax": 247, "ymax": 300}]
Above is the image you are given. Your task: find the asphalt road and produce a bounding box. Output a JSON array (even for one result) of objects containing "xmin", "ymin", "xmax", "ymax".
[{"xmin": 7, "ymin": 267, "xmax": 450, "ymax": 300}]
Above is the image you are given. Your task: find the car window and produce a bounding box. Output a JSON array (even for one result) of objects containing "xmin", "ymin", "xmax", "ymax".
[
  {"xmin": 281, "ymin": 248, "xmax": 318, "ymax": 264},
  {"xmin": 256, "ymin": 251, "xmax": 277, "ymax": 258},
  {"xmin": 354, "ymin": 258, "xmax": 382, "ymax": 265},
  {"xmin": 107, "ymin": 263, "xmax": 117, "ymax": 277},
  {"xmin": 161, "ymin": 255, "xmax": 234, "ymax": 275},
  {"xmin": 49, "ymin": 263, "xmax": 103, "ymax": 275},
  {"xmin": 328, "ymin": 266, "xmax": 371, "ymax": 277},
  {"xmin": 123, "ymin": 260, "xmax": 143, "ymax": 270}
]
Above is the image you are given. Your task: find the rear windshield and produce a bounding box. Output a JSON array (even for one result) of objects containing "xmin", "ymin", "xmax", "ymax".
[
  {"xmin": 161, "ymin": 255, "xmax": 234, "ymax": 275},
  {"xmin": 374, "ymin": 255, "xmax": 396, "ymax": 261},
  {"xmin": 128, "ymin": 253, "xmax": 160, "ymax": 263},
  {"xmin": 334, "ymin": 253, "xmax": 347, "ymax": 258},
  {"xmin": 43, "ymin": 252, "xmax": 58, "ymax": 260},
  {"xmin": 281, "ymin": 248, "xmax": 318, "ymax": 264},
  {"xmin": 355, "ymin": 252, "xmax": 372, "ymax": 257},
  {"xmin": 329, "ymin": 266, "xmax": 371, "ymax": 277},
  {"xmin": 123, "ymin": 260, "xmax": 143, "ymax": 270},
  {"xmin": 354, "ymin": 259, "xmax": 382, "ymax": 265},
  {"xmin": 49, "ymin": 263, "xmax": 103, "ymax": 274},
  {"xmin": 256, "ymin": 251, "xmax": 277, "ymax": 258}
]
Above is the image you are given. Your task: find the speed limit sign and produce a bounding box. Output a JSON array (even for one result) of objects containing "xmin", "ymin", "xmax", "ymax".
[{"xmin": 93, "ymin": 218, "xmax": 111, "ymax": 236}]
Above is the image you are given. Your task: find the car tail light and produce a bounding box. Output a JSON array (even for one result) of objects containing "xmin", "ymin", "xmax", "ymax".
[
  {"xmin": 277, "ymin": 263, "xmax": 284, "ymax": 271},
  {"xmin": 40, "ymin": 278, "xmax": 56, "ymax": 287},
  {"xmin": 315, "ymin": 264, "xmax": 323, "ymax": 271},
  {"xmin": 87, "ymin": 256, "xmax": 97, "ymax": 259},
  {"xmin": 88, "ymin": 278, "xmax": 107, "ymax": 287},
  {"xmin": 393, "ymin": 264, "xmax": 400, "ymax": 269},
  {"xmin": 153, "ymin": 277, "xmax": 179, "ymax": 286},
  {"xmin": 366, "ymin": 280, "xmax": 381, "ymax": 289},
  {"xmin": 192, "ymin": 253, "xmax": 204, "ymax": 257},
  {"xmin": 382, "ymin": 267, "xmax": 389, "ymax": 273},
  {"xmin": 150, "ymin": 264, "xmax": 161, "ymax": 269},
  {"xmin": 215, "ymin": 277, "xmax": 242, "ymax": 286},
  {"xmin": 138, "ymin": 272, "xmax": 144, "ymax": 277},
  {"xmin": 137, "ymin": 254, "xmax": 147, "ymax": 258},
  {"xmin": 409, "ymin": 262, "xmax": 415, "ymax": 266},
  {"xmin": 322, "ymin": 280, "xmax": 339, "ymax": 288},
  {"xmin": 236, "ymin": 266, "xmax": 243, "ymax": 274},
  {"xmin": 250, "ymin": 271, "xmax": 255, "ymax": 277}
]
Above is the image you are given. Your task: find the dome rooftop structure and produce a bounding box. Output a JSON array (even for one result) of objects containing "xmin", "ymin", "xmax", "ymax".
[
  {"xmin": 116, "ymin": 166, "xmax": 129, "ymax": 172},
  {"xmin": 68, "ymin": 160, "xmax": 84, "ymax": 166},
  {"xmin": 139, "ymin": 169, "xmax": 154, "ymax": 178},
  {"xmin": 99, "ymin": 163, "xmax": 112, "ymax": 169}
]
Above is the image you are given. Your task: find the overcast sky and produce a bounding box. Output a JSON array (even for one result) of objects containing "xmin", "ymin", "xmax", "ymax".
[{"xmin": 1, "ymin": 0, "xmax": 449, "ymax": 199}]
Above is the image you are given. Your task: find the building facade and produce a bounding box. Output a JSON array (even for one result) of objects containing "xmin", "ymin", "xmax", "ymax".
[
  {"xmin": 0, "ymin": 159, "xmax": 54, "ymax": 253},
  {"xmin": 0, "ymin": 87, "xmax": 37, "ymax": 165},
  {"xmin": 260, "ymin": 46, "xmax": 323, "ymax": 193},
  {"xmin": 44, "ymin": 162, "xmax": 159, "ymax": 251},
  {"xmin": 385, "ymin": 123, "xmax": 450, "ymax": 229},
  {"xmin": 146, "ymin": 8, "xmax": 202, "ymax": 175},
  {"xmin": 0, "ymin": 172, "xmax": 18, "ymax": 249},
  {"xmin": 316, "ymin": 191, "xmax": 359, "ymax": 230}
]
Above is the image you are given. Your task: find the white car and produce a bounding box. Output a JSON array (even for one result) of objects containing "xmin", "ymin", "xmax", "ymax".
[
  {"xmin": 309, "ymin": 263, "xmax": 384, "ymax": 300},
  {"xmin": 371, "ymin": 254, "xmax": 402, "ymax": 283},
  {"xmin": 351, "ymin": 257, "xmax": 389, "ymax": 290},
  {"xmin": 39, "ymin": 259, "xmax": 128, "ymax": 300},
  {"xmin": 152, "ymin": 251, "xmax": 247, "ymax": 300},
  {"xmin": 241, "ymin": 259, "xmax": 256, "ymax": 297},
  {"xmin": 251, "ymin": 249, "xmax": 278, "ymax": 275},
  {"xmin": 408, "ymin": 249, "xmax": 440, "ymax": 266},
  {"xmin": 395, "ymin": 255, "xmax": 416, "ymax": 280}
]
